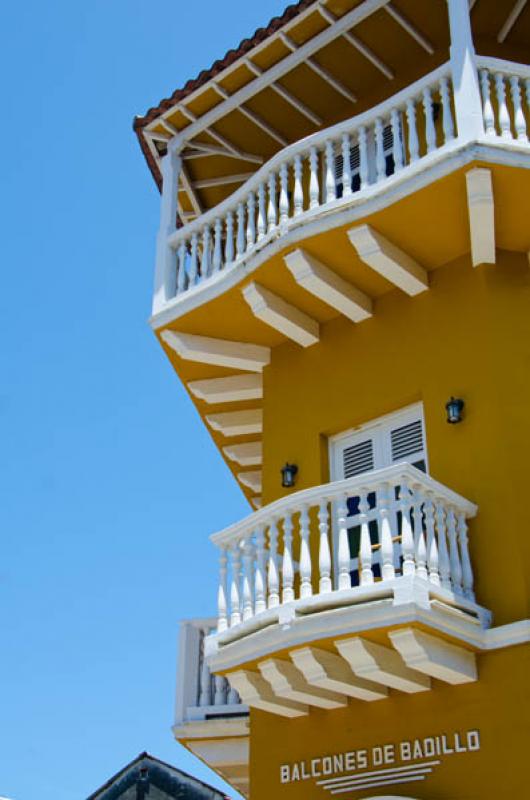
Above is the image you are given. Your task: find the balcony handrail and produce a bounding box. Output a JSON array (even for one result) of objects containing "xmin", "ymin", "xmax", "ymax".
[
  {"xmin": 476, "ymin": 55, "xmax": 530, "ymax": 80},
  {"xmin": 210, "ymin": 462, "xmax": 477, "ymax": 548},
  {"xmin": 169, "ymin": 61, "xmax": 452, "ymax": 247}
]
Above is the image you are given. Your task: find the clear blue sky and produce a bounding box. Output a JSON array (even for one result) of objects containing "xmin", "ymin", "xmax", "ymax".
[{"xmin": 0, "ymin": 2, "xmax": 287, "ymax": 798}]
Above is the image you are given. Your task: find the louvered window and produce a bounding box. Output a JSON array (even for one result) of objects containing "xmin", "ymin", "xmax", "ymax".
[
  {"xmin": 342, "ymin": 438, "xmax": 375, "ymax": 478},
  {"xmin": 333, "ymin": 118, "xmax": 404, "ymax": 199}
]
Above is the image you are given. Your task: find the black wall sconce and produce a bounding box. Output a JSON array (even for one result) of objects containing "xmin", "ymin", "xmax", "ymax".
[
  {"xmin": 445, "ymin": 396, "xmax": 464, "ymax": 424},
  {"xmin": 281, "ymin": 463, "xmax": 298, "ymax": 488}
]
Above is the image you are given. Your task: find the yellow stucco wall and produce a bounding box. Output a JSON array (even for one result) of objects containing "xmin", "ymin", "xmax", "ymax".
[
  {"xmin": 249, "ymin": 642, "xmax": 530, "ymax": 799},
  {"xmin": 262, "ymin": 248, "xmax": 530, "ymax": 626}
]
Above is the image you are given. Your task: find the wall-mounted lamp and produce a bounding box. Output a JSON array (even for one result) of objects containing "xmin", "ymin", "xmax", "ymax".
[
  {"xmin": 281, "ymin": 463, "xmax": 298, "ymax": 488},
  {"xmin": 445, "ymin": 396, "xmax": 464, "ymax": 424}
]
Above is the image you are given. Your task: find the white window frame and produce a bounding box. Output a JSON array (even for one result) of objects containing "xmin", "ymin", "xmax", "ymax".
[{"xmin": 328, "ymin": 403, "xmax": 428, "ymax": 588}]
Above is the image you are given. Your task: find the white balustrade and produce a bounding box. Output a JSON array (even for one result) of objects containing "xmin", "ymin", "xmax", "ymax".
[
  {"xmin": 163, "ymin": 63, "xmax": 464, "ymax": 304},
  {"xmin": 175, "ymin": 620, "xmax": 246, "ymax": 727},
  {"xmin": 211, "ymin": 463, "xmax": 478, "ymax": 635},
  {"xmin": 477, "ymin": 58, "xmax": 530, "ymax": 143}
]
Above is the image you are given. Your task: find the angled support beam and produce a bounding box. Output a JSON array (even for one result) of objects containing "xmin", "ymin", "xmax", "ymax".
[
  {"xmin": 290, "ymin": 646, "xmax": 387, "ymax": 701},
  {"xmin": 259, "ymin": 658, "xmax": 347, "ymax": 709},
  {"xmin": 498, "ymin": 0, "xmax": 527, "ymax": 42},
  {"xmin": 251, "ymin": 496, "xmax": 262, "ymax": 509},
  {"xmin": 213, "ymin": 83, "xmax": 288, "ymax": 147},
  {"xmin": 226, "ymin": 670, "xmax": 308, "ymax": 717},
  {"xmin": 384, "ymin": 4, "xmax": 434, "ymax": 54},
  {"xmin": 237, "ymin": 470, "xmax": 262, "ymax": 493},
  {"xmin": 188, "ymin": 374, "xmax": 263, "ymax": 404},
  {"xmin": 180, "ymin": 162, "xmax": 203, "ymax": 216},
  {"xmin": 317, "ymin": 5, "xmax": 394, "ymax": 80},
  {"xmin": 284, "ymin": 249, "xmax": 373, "ymax": 323},
  {"xmin": 160, "ymin": 331, "xmax": 271, "ymax": 372},
  {"xmin": 242, "ymin": 282, "xmax": 320, "ymax": 347},
  {"xmin": 194, "ymin": 173, "xmax": 255, "ymax": 190},
  {"xmin": 243, "ymin": 58, "xmax": 322, "ymax": 126},
  {"xmin": 335, "ymin": 637, "xmax": 431, "ymax": 693},
  {"xmin": 223, "ymin": 441, "xmax": 263, "ymax": 466},
  {"xmin": 389, "ymin": 628, "xmax": 477, "ymax": 684},
  {"xmin": 206, "ymin": 409, "xmax": 263, "ymax": 437},
  {"xmin": 348, "ymin": 225, "xmax": 428, "ymax": 296},
  {"xmin": 465, "ymin": 168, "xmax": 495, "ymax": 267},
  {"xmin": 279, "ymin": 32, "xmax": 357, "ymax": 103}
]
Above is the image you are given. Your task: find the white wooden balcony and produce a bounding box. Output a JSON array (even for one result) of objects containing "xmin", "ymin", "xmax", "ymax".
[
  {"xmin": 152, "ymin": 55, "xmax": 530, "ymax": 323},
  {"xmin": 204, "ymin": 463, "xmax": 491, "ymax": 678}
]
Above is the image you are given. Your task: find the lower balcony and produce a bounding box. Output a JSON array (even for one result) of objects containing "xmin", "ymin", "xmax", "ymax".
[{"xmin": 202, "ymin": 463, "xmax": 492, "ymax": 716}]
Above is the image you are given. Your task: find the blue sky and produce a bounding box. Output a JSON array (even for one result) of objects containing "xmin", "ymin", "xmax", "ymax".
[{"xmin": 0, "ymin": 2, "xmax": 288, "ymax": 797}]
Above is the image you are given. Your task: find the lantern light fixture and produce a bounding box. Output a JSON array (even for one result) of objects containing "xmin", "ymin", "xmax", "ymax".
[
  {"xmin": 445, "ymin": 396, "xmax": 464, "ymax": 424},
  {"xmin": 281, "ymin": 463, "xmax": 298, "ymax": 488}
]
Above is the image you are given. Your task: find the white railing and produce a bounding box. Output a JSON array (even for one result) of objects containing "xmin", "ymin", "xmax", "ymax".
[
  {"xmin": 163, "ymin": 62, "xmax": 456, "ymax": 302},
  {"xmin": 211, "ymin": 463, "xmax": 477, "ymax": 636},
  {"xmin": 477, "ymin": 56, "xmax": 530, "ymax": 143},
  {"xmin": 175, "ymin": 619, "xmax": 246, "ymax": 726}
]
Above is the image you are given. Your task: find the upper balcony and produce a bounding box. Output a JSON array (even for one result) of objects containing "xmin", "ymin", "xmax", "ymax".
[{"xmin": 140, "ymin": 0, "xmax": 530, "ymax": 329}]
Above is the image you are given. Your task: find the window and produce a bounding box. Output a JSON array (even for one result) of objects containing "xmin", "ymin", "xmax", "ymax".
[
  {"xmin": 334, "ymin": 116, "xmax": 405, "ymax": 198},
  {"xmin": 329, "ymin": 404, "xmax": 428, "ymax": 587}
]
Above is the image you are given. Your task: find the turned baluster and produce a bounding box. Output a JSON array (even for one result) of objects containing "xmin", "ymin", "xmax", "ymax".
[
  {"xmin": 212, "ymin": 218, "xmax": 222, "ymax": 273},
  {"xmin": 336, "ymin": 493, "xmax": 351, "ymax": 590},
  {"xmin": 390, "ymin": 109, "xmax": 403, "ymax": 171},
  {"xmin": 241, "ymin": 536, "xmax": 254, "ymax": 621},
  {"xmin": 199, "ymin": 629, "xmax": 212, "ymax": 706},
  {"xmin": 358, "ymin": 490, "xmax": 373, "ymax": 585},
  {"xmin": 188, "ymin": 232, "xmax": 199, "ymax": 284},
  {"xmin": 293, "ymin": 155, "xmax": 304, "ymax": 216},
  {"xmin": 439, "ymin": 76, "xmax": 455, "ymax": 142},
  {"xmin": 435, "ymin": 501, "xmax": 451, "ymax": 590},
  {"xmin": 422, "ymin": 86, "xmax": 436, "ymax": 153},
  {"xmin": 309, "ymin": 146, "xmax": 320, "ymax": 209},
  {"xmin": 480, "ymin": 70, "xmax": 495, "ymax": 136},
  {"xmin": 200, "ymin": 225, "xmax": 211, "ymax": 278},
  {"xmin": 510, "ymin": 76, "xmax": 528, "ymax": 142},
  {"xmin": 318, "ymin": 499, "xmax": 332, "ymax": 593},
  {"xmin": 495, "ymin": 73, "xmax": 512, "ymax": 139},
  {"xmin": 279, "ymin": 162, "xmax": 289, "ymax": 224},
  {"xmin": 254, "ymin": 526, "xmax": 267, "ymax": 614},
  {"xmin": 214, "ymin": 674, "xmax": 227, "ymax": 706},
  {"xmin": 246, "ymin": 192, "xmax": 256, "ymax": 250},
  {"xmin": 374, "ymin": 117, "xmax": 386, "ymax": 181},
  {"xmin": 267, "ymin": 520, "xmax": 280, "ymax": 608},
  {"xmin": 446, "ymin": 508, "xmax": 463, "ymax": 595},
  {"xmin": 236, "ymin": 203, "xmax": 245, "ymax": 257},
  {"xmin": 267, "ymin": 173, "xmax": 278, "ymax": 232},
  {"xmin": 224, "ymin": 212, "xmax": 234, "ymax": 265},
  {"xmin": 257, "ymin": 182, "xmax": 267, "ymax": 240},
  {"xmin": 358, "ymin": 126, "xmax": 369, "ymax": 189},
  {"xmin": 412, "ymin": 487, "xmax": 428, "ymax": 581},
  {"xmin": 230, "ymin": 543, "xmax": 242, "ymax": 626},
  {"xmin": 227, "ymin": 683, "xmax": 240, "ymax": 705},
  {"xmin": 217, "ymin": 546, "xmax": 228, "ymax": 633},
  {"xmin": 325, "ymin": 140, "xmax": 336, "ymax": 203},
  {"xmin": 341, "ymin": 132, "xmax": 353, "ymax": 196},
  {"xmin": 176, "ymin": 242, "xmax": 187, "ymax": 294},
  {"xmin": 399, "ymin": 480, "xmax": 415, "ymax": 576},
  {"xmin": 378, "ymin": 483, "xmax": 396, "ymax": 581},
  {"xmin": 457, "ymin": 512, "xmax": 475, "ymax": 600},
  {"xmin": 406, "ymin": 97, "xmax": 419, "ymax": 162},
  {"xmin": 299, "ymin": 504, "xmax": 313, "ymax": 598},
  {"xmin": 424, "ymin": 496, "xmax": 440, "ymax": 585},
  {"xmin": 282, "ymin": 513, "xmax": 295, "ymax": 603}
]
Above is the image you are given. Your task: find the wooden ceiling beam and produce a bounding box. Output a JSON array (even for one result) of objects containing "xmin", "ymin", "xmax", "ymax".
[
  {"xmin": 317, "ymin": 4, "xmax": 394, "ymax": 80},
  {"xmin": 384, "ymin": 4, "xmax": 434, "ymax": 54}
]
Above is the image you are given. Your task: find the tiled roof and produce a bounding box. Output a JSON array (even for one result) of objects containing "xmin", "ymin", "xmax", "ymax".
[{"xmin": 133, "ymin": 0, "xmax": 319, "ymax": 188}]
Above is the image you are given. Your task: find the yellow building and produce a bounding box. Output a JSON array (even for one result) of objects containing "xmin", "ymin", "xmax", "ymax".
[{"xmin": 134, "ymin": 1, "xmax": 530, "ymax": 797}]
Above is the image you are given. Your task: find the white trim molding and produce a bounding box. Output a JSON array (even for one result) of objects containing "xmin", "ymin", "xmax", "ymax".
[
  {"xmin": 347, "ymin": 225, "xmax": 428, "ymax": 295},
  {"xmin": 242, "ymin": 282, "xmax": 320, "ymax": 347},
  {"xmin": 160, "ymin": 331, "xmax": 271, "ymax": 371}
]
